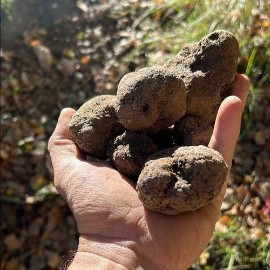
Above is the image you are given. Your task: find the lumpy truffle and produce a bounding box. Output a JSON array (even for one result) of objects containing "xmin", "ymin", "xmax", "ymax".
[
  {"xmin": 107, "ymin": 131, "xmax": 158, "ymax": 178},
  {"xmin": 165, "ymin": 30, "xmax": 239, "ymax": 123},
  {"xmin": 116, "ymin": 66, "xmax": 187, "ymax": 133},
  {"xmin": 137, "ymin": 145, "xmax": 228, "ymax": 215},
  {"xmin": 68, "ymin": 95, "xmax": 124, "ymax": 159}
]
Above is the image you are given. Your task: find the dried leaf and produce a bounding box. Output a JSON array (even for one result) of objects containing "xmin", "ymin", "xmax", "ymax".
[
  {"xmin": 5, "ymin": 258, "xmax": 20, "ymax": 270},
  {"xmin": 4, "ymin": 234, "xmax": 22, "ymax": 251},
  {"xmin": 45, "ymin": 251, "xmax": 61, "ymax": 268}
]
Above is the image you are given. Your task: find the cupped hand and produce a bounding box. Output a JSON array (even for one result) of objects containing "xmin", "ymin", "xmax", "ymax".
[{"xmin": 48, "ymin": 74, "xmax": 249, "ymax": 270}]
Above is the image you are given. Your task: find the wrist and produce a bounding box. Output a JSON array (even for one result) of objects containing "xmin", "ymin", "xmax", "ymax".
[
  {"xmin": 68, "ymin": 235, "xmax": 162, "ymax": 270},
  {"xmin": 68, "ymin": 252, "xmax": 126, "ymax": 270}
]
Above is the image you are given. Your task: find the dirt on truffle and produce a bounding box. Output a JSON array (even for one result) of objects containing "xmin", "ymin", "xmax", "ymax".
[
  {"xmin": 165, "ymin": 30, "xmax": 239, "ymax": 123},
  {"xmin": 116, "ymin": 66, "xmax": 187, "ymax": 133},
  {"xmin": 137, "ymin": 145, "xmax": 228, "ymax": 215},
  {"xmin": 107, "ymin": 131, "xmax": 158, "ymax": 178},
  {"xmin": 68, "ymin": 95, "xmax": 124, "ymax": 159}
]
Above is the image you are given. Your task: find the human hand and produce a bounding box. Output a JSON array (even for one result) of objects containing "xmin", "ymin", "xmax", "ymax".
[{"xmin": 48, "ymin": 74, "xmax": 249, "ymax": 270}]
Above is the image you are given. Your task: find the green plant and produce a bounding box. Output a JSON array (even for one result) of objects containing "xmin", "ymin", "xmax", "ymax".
[
  {"xmin": 197, "ymin": 217, "xmax": 270, "ymax": 269},
  {"xmin": 1, "ymin": 0, "xmax": 14, "ymax": 20}
]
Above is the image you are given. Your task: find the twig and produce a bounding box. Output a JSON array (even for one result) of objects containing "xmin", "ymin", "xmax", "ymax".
[
  {"xmin": 0, "ymin": 194, "xmax": 26, "ymax": 205},
  {"xmin": 220, "ymin": 265, "xmax": 252, "ymax": 270}
]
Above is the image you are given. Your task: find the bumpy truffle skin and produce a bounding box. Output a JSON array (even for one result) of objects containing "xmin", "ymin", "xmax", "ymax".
[
  {"xmin": 116, "ymin": 66, "xmax": 187, "ymax": 133},
  {"xmin": 107, "ymin": 131, "xmax": 158, "ymax": 179},
  {"xmin": 173, "ymin": 116, "xmax": 213, "ymax": 146},
  {"xmin": 137, "ymin": 145, "xmax": 228, "ymax": 215},
  {"xmin": 165, "ymin": 30, "xmax": 239, "ymax": 123},
  {"xmin": 68, "ymin": 95, "xmax": 124, "ymax": 159}
]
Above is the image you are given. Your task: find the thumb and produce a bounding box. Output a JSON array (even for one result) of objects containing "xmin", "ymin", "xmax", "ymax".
[
  {"xmin": 48, "ymin": 108, "xmax": 82, "ymax": 170},
  {"xmin": 208, "ymin": 74, "xmax": 249, "ymax": 207},
  {"xmin": 209, "ymin": 74, "xmax": 249, "ymax": 168},
  {"xmin": 208, "ymin": 95, "xmax": 243, "ymax": 167}
]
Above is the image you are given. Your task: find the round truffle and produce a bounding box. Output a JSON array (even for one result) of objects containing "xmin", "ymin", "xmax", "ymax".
[
  {"xmin": 173, "ymin": 116, "xmax": 213, "ymax": 146},
  {"xmin": 68, "ymin": 95, "xmax": 124, "ymax": 159},
  {"xmin": 137, "ymin": 145, "xmax": 228, "ymax": 215},
  {"xmin": 116, "ymin": 66, "xmax": 187, "ymax": 133},
  {"xmin": 107, "ymin": 131, "xmax": 158, "ymax": 179}
]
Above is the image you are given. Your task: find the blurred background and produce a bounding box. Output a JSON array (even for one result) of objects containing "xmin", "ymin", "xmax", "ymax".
[{"xmin": 1, "ymin": 0, "xmax": 269, "ymax": 269}]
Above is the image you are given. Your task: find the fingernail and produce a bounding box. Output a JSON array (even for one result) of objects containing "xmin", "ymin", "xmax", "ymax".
[
  {"xmin": 58, "ymin": 108, "xmax": 76, "ymax": 122},
  {"xmin": 61, "ymin": 107, "xmax": 70, "ymax": 114},
  {"xmin": 57, "ymin": 108, "xmax": 68, "ymax": 122}
]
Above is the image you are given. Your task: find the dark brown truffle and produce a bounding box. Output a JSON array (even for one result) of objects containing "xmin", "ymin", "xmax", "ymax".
[
  {"xmin": 107, "ymin": 131, "xmax": 158, "ymax": 178},
  {"xmin": 173, "ymin": 116, "xmax": 213, "ymax": 146},
  {"xmin": 68, "ymin": 95, "xmax": 124, "ymax": 159},
  {"xmin": 137, "ymin": 145, "xmax": 228, "ymax": 215},
  {"xmin": 116, "ymin": 66, "xmax": 187, "ymax": 133}
]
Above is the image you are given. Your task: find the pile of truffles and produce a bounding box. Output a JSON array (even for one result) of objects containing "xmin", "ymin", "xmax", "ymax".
[{"xmin": 68, "ymin": 30, "xmax": 239, "ymax": 215}]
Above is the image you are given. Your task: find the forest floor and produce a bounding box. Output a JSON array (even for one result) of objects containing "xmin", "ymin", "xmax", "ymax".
[{"xmin": 1, "ymin": 0, "xmax": 269, "ymax": 269}]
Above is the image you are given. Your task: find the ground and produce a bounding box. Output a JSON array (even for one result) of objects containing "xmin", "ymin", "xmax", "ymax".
[{"xmin": 1, "ymin": 0, "xmax": 269, "ymax": 269}]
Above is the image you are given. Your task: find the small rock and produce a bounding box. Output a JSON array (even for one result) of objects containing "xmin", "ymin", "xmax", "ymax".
[
  {"xmin": 32, "ymin": 43, "xmax": 53, "ymax": 72},
  {"xmin": 57, "ymin": 58, "xmax": 76, "ymax": 76}
]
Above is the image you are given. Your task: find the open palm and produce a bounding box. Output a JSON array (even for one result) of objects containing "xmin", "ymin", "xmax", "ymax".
[{"xmin": 49, "ymin": 74, "xmax": 249, "ymax": 270}]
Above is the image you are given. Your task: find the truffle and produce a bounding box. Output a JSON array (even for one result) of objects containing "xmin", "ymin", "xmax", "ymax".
[
  {"xmin": 107, "ymin": 131, "xmax": 158, "ymax": 178},
  {"xmin": 116, "ymin": 66, "xmax": 187, "ymax": 133},
  {"xmin": 173, "ymin": 116, "xmax": 213, "ymax": 146},
  {"xmin": 137, "ymin": 145, "xmax": 228, "ymax": 215},
  {"xmin": 68, "ymin": 95, "xmax": 124, "ymax": 159},
  {"xmin": 164, "ymin": 30, "xmax": 239, "ymax": 123}
]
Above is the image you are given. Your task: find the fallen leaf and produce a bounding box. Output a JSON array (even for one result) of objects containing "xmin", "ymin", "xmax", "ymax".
[
  {"xmin": 32, "ymin": 44, "xmax": 53, "ymax": 72},
  {"xmin": 4, "ymin": 234, "xmax": 22, "ymax": 251},
  {"xmin": 45, "ymin": 250, "xmax": 61, "ymax": 268},
  {"xmin": 5, "ymin": 258, "xmax": 20, "ymax": 270},
  {"xmin": 218, "ymin": 215, "xmax": 233, "ymax": 226}
]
